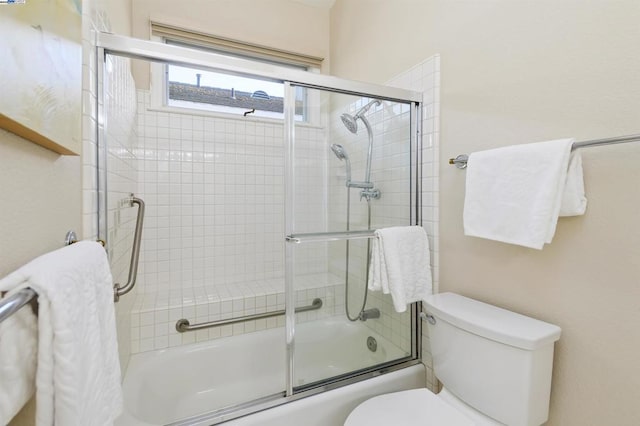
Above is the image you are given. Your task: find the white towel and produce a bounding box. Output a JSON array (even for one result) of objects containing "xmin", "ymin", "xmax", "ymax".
[
  {"xmin": 463, "ymin": 138, "xmax": 587, "ymax": 250},
  {"xmin": 0, "ymin": 296, "xmax": 37, "ymax": 424},
  {"xmin": 367, "ymin": 226, "xmax": 432, "ymax": 313},
  {"xmin": 0, "ymin": 241, "xmax": 123, "ymax": 426}
]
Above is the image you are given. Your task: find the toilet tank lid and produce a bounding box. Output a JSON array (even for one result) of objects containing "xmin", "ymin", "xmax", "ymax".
[{"xmin": 424, "ymin": 293, "xmax": 561, "ymax": 350}]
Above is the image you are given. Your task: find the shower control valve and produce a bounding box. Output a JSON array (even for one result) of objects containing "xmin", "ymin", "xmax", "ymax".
[{"xmin": 360, "ymin": 188, "xmax": 381, "ymax": 201}]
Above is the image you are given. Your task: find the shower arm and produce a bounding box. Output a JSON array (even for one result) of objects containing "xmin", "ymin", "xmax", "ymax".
[{"xmin": 359, "ymin": 115, "xmax": 374, "ymax": 184}]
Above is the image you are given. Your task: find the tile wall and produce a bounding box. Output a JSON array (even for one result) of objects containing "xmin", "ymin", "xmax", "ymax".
[
  {"xmin": 388, "ymin": 55, "xmax": 441, "ymax": 392},
  {"xmin": 128, "ymin": 94, "xmax": 333, "ymax": 353},
  {"xmin": 81, "ymin": 0, "xmax": 141, "ymax": 373}
]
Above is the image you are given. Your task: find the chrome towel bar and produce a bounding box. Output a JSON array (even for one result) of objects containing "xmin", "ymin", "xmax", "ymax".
[
  {"xmin": 114, "ymin": 194, "xmax": 145, "ymax": 302},
  {"xmin": 286, "ymin": 230, "xmax": 377, "ymax": 244},
  {"xmin": 176, "ymin": 298, "xmax": 323, "ymax": 333},
  {"xmin": 448, "ymin": 132, "xmax": 640, "ymax": 169},
  {"xmin": 0, "ymin": 288, "xmax": 37, "ymax": 324}
]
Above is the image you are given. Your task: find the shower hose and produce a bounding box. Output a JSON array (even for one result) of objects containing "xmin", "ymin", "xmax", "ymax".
[{"xmin": 344, "ymin": 189, "xmax": 372, "ymax": 322}]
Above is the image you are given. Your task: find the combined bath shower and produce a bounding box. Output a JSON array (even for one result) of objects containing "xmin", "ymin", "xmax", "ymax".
[{"xmin": 332, "ymin": 99, "xmax": 382, "ymax": 322}]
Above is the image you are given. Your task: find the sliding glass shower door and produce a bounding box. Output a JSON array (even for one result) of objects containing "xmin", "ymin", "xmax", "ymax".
[
  {"xmin": 97, "ymin": 32, "xmax": 422, "ymax": 425},
  {"xmin": 284, "ymin": 84, "xmax": 419, "ymax": 393}
]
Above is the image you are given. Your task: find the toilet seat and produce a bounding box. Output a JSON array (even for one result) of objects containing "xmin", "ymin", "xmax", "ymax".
[{"xmin": 344, "ymin": 389, "xmax": 475, "ymax": 426}]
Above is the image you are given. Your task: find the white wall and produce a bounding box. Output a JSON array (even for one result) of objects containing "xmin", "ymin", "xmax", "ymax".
[
  {"xmin": 0, "ymin": 131, "xmax": 82, "ymax": 278},
  {"xmin": 330, "ymin": 1, "xmax": 640, "ymax": 425}
]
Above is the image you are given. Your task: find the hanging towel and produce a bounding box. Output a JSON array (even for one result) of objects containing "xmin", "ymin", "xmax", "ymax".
[
  {"xmin": 367, "ymin": 226, "xmax": 432, "ymax": 313},
  {"xmin": 0, "ymin": 296, "xmax": 37, "ymax": 425},
  {"xmin": 463, "ymin": 138, "xmax": 587, "ymax": 250},
  {"xmin": 0, "ymin": 241, "xmax": 123, "ymax": 426}
]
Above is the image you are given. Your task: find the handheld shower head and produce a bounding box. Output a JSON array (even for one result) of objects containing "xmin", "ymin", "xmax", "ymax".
[
  {"xmin": 331, "ymin": 143, "xmax": 349, "ymax": 161},
  {"xmin": 331, "ymin": 144, "xmax": 352, "ymax": 185}
]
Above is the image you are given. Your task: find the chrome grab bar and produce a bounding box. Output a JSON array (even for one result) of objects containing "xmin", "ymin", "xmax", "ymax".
[
  {"xmin": 0, "ymin": 288, "xmax": 38, "ymax": 324},
  {"xmin": 176, "ymin": 298, "xmax": 323, "ymax": 333},
  {"xmin": 113, "ymin": 194, "xmax": 145, "ymax": 302}
]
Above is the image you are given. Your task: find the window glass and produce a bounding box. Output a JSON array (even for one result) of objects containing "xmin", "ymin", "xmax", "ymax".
[{"xmin": 165, "ymin": 43, "xmax": 308, "ymax": 120}]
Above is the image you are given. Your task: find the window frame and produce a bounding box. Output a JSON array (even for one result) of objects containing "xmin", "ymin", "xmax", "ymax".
[{"xmin": 148, "ymin": 23, "xmax": 323, "ymax": 123}]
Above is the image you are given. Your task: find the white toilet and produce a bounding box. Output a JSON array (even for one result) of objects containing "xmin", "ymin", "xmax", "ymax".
[{"xmin": 345, "ymin": 292, "xmax": 562, "ymax": 426}]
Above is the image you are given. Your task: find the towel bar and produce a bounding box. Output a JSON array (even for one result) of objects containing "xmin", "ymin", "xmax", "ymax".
[
  {"xmin": 0, "ymin": 288, "xmax": 38, "ymax": 324},
  {"xmin": 448, "ymin": 132, "xmax": 640, "ymax": 168}
]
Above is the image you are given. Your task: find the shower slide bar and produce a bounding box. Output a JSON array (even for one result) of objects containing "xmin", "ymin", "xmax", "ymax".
[
  {"xmin": 448, "ymin": 132, "xmax": 640, "ymax": 169},
  {"xmin": 175, "ymin": 298, "xmax": 323, "ymax": 333},
  {"xmin": 286, "ymin": 230, "xmax": 376, "ymax": 244}
]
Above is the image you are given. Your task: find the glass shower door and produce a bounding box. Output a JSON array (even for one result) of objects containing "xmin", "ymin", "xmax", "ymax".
[{"xmin": 284, "ymin": 83, "xmax": 418, "ymax": 393}]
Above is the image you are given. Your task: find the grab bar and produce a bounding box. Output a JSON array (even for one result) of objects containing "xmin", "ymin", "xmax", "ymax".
[
  {"xmin": 0, "ymin": 288, "xmax": 38, "ymax": 324},
  {"xmin": 113, "ymin": 194, "xmax": 145, "ymax": 302},
  {"xmin": 176, "ymin": 298, "xmax": 323, "ymax": 333}
]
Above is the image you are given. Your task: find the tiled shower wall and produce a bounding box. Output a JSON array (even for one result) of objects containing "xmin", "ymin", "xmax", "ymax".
[
  {"xmin": 326, "ymin": 55, "xmax": 440, "ymax": 391},
  {"xmin": 81, "ymin": 1, "xmax": 140, "ymax": 373},
  {"xmin": 390, "ymin": 55, "xmax": 441, "ymax": 392},
  {"xmin": 128, "ymin": 93, "xmax": 335, "ymax": 353}
]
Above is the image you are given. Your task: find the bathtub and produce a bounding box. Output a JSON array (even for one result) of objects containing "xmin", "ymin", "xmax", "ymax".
[{"xmin": 116, "ymin": 317, "xmax": 424, "ymax": 425}]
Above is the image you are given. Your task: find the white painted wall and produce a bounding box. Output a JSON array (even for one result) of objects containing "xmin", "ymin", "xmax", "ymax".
[{"xmin": 330, "ymin": 1, "xmax": 640, "ymax": 424}]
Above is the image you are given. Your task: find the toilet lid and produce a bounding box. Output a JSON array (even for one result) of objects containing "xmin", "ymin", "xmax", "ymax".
[{"xmin": 344, "ymin": 389, "xmax": 475, "ymax": 426}]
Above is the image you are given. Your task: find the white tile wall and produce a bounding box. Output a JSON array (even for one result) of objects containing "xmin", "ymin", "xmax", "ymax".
[
  {"xmin": 81, "ymin": 0, "xmax": 140, "ymax": 373},
  {"xmin": 128, "ymin": 92, "xmax": 331, "ymax": 353},
  {"xmin": 387, "ymin": 55, "xmax": 441, "ymax": 392}
]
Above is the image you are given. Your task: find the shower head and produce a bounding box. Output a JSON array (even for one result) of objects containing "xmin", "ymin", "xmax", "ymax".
[
  {"xmin": 331, "ymin": 144, "xmax": 352, "ymax": 185},
  {"xmin": 340, "ymin": 113, "xmax": 358, "ymax": 134},
  {"xmin": 340, "ymin": 99, "xmax": 381, "ymax": 134},
  {"xmin": 331, "ymin": 143, "xmax": 349, "ymax": 161}
]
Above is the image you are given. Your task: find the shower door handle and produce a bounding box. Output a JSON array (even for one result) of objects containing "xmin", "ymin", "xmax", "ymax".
[{"xmin": 113, "ymin": 194, "xmax": 145, "ymax": 302}]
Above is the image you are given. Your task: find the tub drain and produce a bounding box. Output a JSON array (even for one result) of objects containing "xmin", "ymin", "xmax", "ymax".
[{"xmin": 366, "ymin": 336, "xmax": 378, "ymax": 352}]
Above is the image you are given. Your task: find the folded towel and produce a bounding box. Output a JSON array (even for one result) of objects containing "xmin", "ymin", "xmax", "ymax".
[
  {"xmin": 0, "ymin": 241, "xmax": 123, "ymax": 426},
  {"xmin": 367, "ymin": 226, "xmax": 433, "ymax": 312},
  {"xmin": 0, "ymin": 296, "xmax": 37, "ymax": 425},
  {"xmin": 463, "ymin": 138, "xmax": 587, "ymax": 249}
]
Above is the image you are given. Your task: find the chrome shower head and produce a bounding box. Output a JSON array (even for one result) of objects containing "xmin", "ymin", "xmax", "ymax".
[
  {"xmin": 331, "ymin": 144, "xmax": 352, "ymax": 185},
  {"xmin": 340, "ymin": 113, "xmax": 358, "ymax": 134},
  {"xmin": 340, "ymin": 99, "xmax": 381, "ymax": 134},
  {"xmin": 331, "ymin": 143, "xmax": 348, "ymax": 160}
]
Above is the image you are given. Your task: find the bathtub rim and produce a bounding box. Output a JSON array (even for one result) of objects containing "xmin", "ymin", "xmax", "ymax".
[{"xmin": 166, "ymin": 358, "xmax": 423, "ymax": 426}]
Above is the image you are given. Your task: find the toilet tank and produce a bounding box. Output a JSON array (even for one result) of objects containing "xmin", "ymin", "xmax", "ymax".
[{"xmin": 424, "ymin": 293, "xmax": 561, "ymax": 426}]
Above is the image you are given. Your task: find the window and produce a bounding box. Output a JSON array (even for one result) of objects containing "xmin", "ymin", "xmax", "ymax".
[{"xmin": 151, "ymin": 23, "xmax": 323, "ymax": 121}]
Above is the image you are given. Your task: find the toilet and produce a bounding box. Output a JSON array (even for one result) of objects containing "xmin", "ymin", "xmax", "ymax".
[{"xmin": 345, "ymin": 292, "xmax": 561, "ymax": 426}]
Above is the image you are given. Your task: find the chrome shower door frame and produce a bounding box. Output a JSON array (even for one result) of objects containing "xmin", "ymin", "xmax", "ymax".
[{"xmin": 95, "ymin": 32, "xmax": 424, "ymax": 426}]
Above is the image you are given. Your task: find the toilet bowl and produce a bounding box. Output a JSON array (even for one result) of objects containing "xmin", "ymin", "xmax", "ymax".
[
  {"xmin": 344, "ymin": 293, "xmax": 562, "ymax": 426},
  {"xmin": 345, "ymin": 388, "xmax": 477, "ymax": 426}
]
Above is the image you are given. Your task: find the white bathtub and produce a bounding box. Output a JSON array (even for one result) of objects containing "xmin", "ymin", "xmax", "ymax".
[{"xmin": 116, "ymin": 317, "xmax": 424, "ymax": 425}]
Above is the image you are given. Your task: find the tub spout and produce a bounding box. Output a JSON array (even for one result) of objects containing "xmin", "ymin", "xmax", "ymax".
[{"xmin": 359, "ymin": 308, "xmax": 380, "ymax": 321}]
